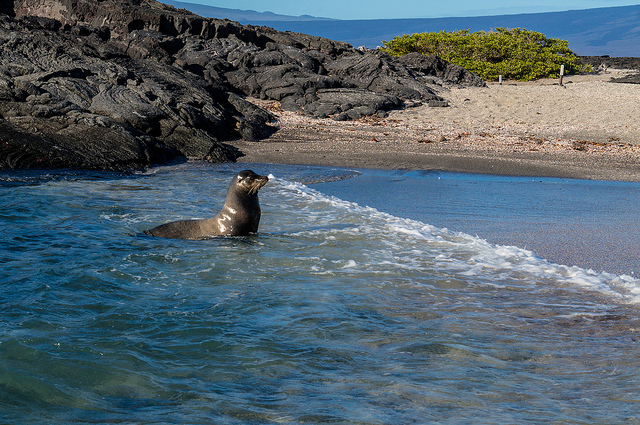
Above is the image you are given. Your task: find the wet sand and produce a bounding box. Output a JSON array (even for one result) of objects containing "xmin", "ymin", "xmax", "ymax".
[{"xmin": 231, "ymin": 69, "xmax": 640, "ymax": 181}]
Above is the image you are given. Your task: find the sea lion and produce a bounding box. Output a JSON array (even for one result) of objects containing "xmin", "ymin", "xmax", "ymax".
[{"xmin": 146, "ymin": 170, "xmax": 269, "ymax": 239}]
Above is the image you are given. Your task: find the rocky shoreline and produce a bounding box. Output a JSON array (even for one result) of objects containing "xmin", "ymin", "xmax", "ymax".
[
  {"xmin": 2, "ymin": 0, "xmax": 639, "ymax": 175},
  {"xmin": 0, "ymin": 0, "xmax": 483, "ymax": 171}
]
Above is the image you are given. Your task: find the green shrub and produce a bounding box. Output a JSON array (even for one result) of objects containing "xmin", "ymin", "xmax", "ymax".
[{"xmin": 382, "ymin": 28, "xmax": 591, "ymax": 81}]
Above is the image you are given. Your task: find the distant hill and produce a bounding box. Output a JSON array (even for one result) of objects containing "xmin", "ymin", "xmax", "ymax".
[
  {"xmin": 164, "ymin": 2, "xmax": 640, "ymax": 57},
  {"xmin": 165, "ymin": 0, "xmax": 335, "ymax": 22},
  {"xmin": 253, "ymin": 6, "xmax": 640, "ymax": 57}
]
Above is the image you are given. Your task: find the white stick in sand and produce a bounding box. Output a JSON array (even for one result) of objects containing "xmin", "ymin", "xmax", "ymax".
[{"xmin": 559, "ymin": 64, "xmax": 565, "ymax": 86}]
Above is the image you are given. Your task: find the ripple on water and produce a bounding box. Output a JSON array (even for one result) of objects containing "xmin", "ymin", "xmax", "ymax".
[{"xmin": 1, "ymin": 163, "xmax": 640, "ymax": 424}]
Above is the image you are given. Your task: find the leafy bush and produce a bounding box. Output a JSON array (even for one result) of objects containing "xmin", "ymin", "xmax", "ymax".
[{"xmin": 383, "ymin": 28, "xmax": 591, "ymax": 81}]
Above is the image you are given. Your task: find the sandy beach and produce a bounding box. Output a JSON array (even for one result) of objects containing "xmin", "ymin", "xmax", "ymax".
[{"xmin": 231, "ymin": 69, "xmax": 640, "ymax": 181}]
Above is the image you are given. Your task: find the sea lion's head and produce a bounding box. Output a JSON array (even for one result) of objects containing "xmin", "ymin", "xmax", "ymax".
[{"xmin": 233, "ymin": 170, "xmax": 269, "ymax": 197}]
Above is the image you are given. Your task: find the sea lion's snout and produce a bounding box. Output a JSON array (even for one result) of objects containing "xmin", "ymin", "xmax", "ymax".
[
  {"xmin": 248, "ymin": 175, "xmax": 268, "ymax": 195},
  {"xmin": 255, "ymin": 174, "xmax": 269, "ymax": 188}
]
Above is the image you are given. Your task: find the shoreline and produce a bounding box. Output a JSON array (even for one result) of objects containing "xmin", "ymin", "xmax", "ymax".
[{"xmin": 230, "ymin": 70, "xmax": 640, "ymax": 181}]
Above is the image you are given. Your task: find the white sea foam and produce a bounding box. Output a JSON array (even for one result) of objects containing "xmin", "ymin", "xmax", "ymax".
[{"xmin": 269, "ymin": 176, "xmax": 640, "ymax": 305}]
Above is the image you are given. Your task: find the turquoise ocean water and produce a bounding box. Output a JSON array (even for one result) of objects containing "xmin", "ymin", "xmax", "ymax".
[{"xmin": 2, "ymin": 162, "xmax": 640, "ymax": 424}]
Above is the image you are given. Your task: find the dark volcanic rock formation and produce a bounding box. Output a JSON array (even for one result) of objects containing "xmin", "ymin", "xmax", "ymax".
[
  {"xmin": 580, "ymin": 56, "xmax": 640, "ymax": 84},
  {"xmin": 580, "ymin": 55, "xmax": 640, "ymax": 70},
  {"xmin": 0, "ymin": 0, "xmax": 485, "ymax": 170}
]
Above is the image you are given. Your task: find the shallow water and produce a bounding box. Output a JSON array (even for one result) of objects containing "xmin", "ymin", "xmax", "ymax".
[
  {"xmin": 2, "ymin": 163, "xmax": 640, "ymax": 424},
  {"xmin": 314, "ymin": 169, "xmax": 640, "ymax": 277}
]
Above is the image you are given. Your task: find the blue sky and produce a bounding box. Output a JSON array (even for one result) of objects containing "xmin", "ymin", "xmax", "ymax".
[{"xmin": 191, "ymin": 0, "xmax": 640, "ymax": 19}]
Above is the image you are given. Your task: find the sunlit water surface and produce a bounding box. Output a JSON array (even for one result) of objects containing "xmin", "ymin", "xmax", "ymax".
[{"xmin": 2, "ymin": 163, "xmax": 640, "ymax": 424}]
